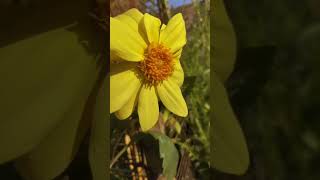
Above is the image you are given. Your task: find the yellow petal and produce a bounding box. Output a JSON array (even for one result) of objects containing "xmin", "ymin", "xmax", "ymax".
[
  {"xmin": 115, "ymin": 86, "xmax": 140, "ymax": 120},
  {"xmin": 160, "ymin": 13, "xmax": 186, "ymax": 54},
  {"xmin": 114, "ymin": 8, "xmax": 148, "ymax": 44},
  {"xmin": 142, "ymin": 13, "xmax": 161, "ymax": 43},
  {"xmin": 110, "ymin": 17, "xmax": 146, "ymax": 62},
  {"xmin": 110, "ymin": 62, "xmax": 141, "ymax": 113},
  {"xmin": 138, "ymin": 86, "xmax": 159, "ymax": 131},
  {"xmin": 173, "ymin": 48, "xmax": 182, "ymax": 59},
  {"xmin": 115, "ymin": 8, "xmax": 143, "ymax": 32},
  {"xmin": 120, "ymin": 8, "xmax": 143, "ymax": 23},
  {"xmin": 170, "ymin": 60, "xmax": 184, "ymax": 87},
  {"xmin": 161, "ymin": 24, "xmax": 166, "ymax": 31},
  {"xmin": 157, "ymin": 78, "xmax": 187, "ymax": 117}
]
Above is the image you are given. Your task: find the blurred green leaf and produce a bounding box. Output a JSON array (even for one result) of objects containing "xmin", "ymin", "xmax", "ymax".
[
  {"xmin": 225, "ymin": 0, "xmax": 308, "ymax": 46},
  {"xmin": 211, "ymin": 72, "xmax": 249, "ymax": 175},
  {"xmin": 0, "ymin": 24, "xmax": 99, "ymax": 165},
  {"xmin": 14, "ymin": 92, "xmax": 91, "ymax": 180},
  {"xmin": 0, "ymin": 0, "xmax": 106, "ymax": 179},
  {"xmin": 212, "ymin": 0, "xmax": 237, "ymax": 82},
  {"xmin": 89, "ymin": 73, "xmax": 108, "ymax": 180},
  {"xmin": 150, "ymin": 132, "xmax": 179, "ymax": 180}
]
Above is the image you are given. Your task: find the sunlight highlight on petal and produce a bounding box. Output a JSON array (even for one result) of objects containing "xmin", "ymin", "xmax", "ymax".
[
  {"xmin": 142, "ymin": 13, "xmax": 161, "ymax": 43},
  {"xmin": 160, "ymin": 13, "xmax": 187, "ymax": 54},
  {"xmin": 110, "ymin": 17, "xmax": 146, "ymax": 61}
]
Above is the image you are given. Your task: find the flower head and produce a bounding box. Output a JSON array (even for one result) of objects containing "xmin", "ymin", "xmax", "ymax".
[
  {"xmin": 138, "ymin": 42, "xmax": 174, "ymax": 85},
  {"xmin": 110, "ymin": 8, "xmax": 188, "ymax": 131}
]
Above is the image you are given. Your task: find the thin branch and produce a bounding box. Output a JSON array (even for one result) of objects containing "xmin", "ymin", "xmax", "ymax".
[{"xmin": 109, "ymin": 140, "xmax": 134, "ymax": 169}]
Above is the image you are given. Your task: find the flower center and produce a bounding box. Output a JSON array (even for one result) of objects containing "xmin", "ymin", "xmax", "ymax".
[{"xmin": 138, "ymin": 42, "xmax": 174, "ymax": 85}]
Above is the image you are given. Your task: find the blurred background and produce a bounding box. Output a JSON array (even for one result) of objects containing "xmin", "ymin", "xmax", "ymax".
[{"xmin": 213, "ymin": 0, "xmax": 320, "ymax": 180}]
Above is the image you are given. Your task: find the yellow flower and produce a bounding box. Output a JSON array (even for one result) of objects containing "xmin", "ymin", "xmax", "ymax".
[{"xmin": 110, "ymin": 8, "xmax": 188, "ymax": 131}]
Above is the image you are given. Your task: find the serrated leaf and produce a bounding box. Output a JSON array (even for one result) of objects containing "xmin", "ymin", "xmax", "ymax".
[
  {"xmin": 212, "ymin": 0, "xmax": 237, "ymax": 82},
  {"xmin": 211, "ymin": 72, "xmax": 249, "ymax": 175},
  {"xmin": 150, "ymin": 132, "xmax": 179, "ymax": 180}
]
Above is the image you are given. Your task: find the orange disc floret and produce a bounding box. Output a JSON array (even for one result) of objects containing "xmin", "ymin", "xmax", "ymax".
[{"xmin": 138, "ymin": 42, "xmax": 174, "ymax": 85}]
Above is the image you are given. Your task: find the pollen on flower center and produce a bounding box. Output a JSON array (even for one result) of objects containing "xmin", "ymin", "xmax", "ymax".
[{"xmin": 138, "ymin": 42, "xmax": 174, "ymax": 85}]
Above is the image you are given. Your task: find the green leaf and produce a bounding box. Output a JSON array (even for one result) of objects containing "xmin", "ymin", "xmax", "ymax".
[
  {"xmin": 150, "ymin": 132, "xmax": 179, "ymax": 180},
  {"xmin": 0, "ymin": 24, "xmax": 99, "ymax": 165},
  {"xmin": 0, "ymin": 0, "xmax": 106, "ymax": 179},
  {"xmin": 212, "ymin": 0, "xmax": 237, "ymax": 82},
  {"xmin": 14, "ymin": 92, "xmax": 91, "ymax": 180},
  {"xmin": 0, "ymin": 0, "xmax": 102, "ymax": 162},
  {"xmin": 89, "ymin": 72, "xmax": 108, "ymax": 180},
  {"xmin": 211, "ymin": 72, "xmax": 249, "ymax": 175}
]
